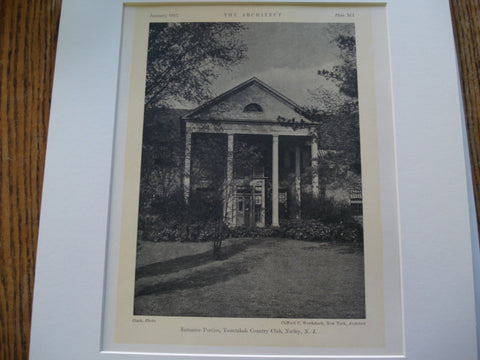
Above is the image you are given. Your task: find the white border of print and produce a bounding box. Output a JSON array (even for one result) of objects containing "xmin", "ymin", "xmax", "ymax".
[
  {"xmin": 29, "ymin": 1, "xmax": 480, "ymax": 360},
  {"xmin": 107, "ymin": 4, "xmax": 398, "ymax": 356}
]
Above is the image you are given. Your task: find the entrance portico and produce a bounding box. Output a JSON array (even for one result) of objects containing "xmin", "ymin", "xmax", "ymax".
[{"xmin": 182, "ymin": 77, "xmax": 320, "ymax": 227}]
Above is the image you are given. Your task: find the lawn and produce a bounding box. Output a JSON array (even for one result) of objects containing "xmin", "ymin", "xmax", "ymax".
[{"xmin": 134, "ymin": 238, "xmax": 365, "ymax": 319}]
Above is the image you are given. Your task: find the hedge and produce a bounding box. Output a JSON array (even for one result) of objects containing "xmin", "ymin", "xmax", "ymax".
[{"xmin": 139, "ymin": 218, "xmax": 362, "ymax": 244}]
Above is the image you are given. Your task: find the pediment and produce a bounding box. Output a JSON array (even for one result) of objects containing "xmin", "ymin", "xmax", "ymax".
[{"xmin": 183, "ymin": 77, "xmax": 309, "ymax": 124}]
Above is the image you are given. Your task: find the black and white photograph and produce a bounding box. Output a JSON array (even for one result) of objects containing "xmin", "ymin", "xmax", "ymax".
[{"xmin": 134, "ymin": 21, "xmax": 365, "ymax": 319}]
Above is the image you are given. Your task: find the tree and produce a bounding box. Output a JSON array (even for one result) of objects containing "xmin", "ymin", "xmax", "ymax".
[
  {"xmin": 310, "ymin": 25, "xmax": 358, "ymax": 116},
  {"xmin": 138, "ymin": 109, "xmax": 187, "ymax": 219},
  {"xmin": 318, "ymin": 34, "xmax": 358, "ymax": 100},
  {"xmin": 307, "ymin": 27, "xmax": 361, "ymax": 180},
  {"xmin": 139, "ymin": 23, "xmax": 247, "ymax": 228},
  {"xmin": 145, "ymin": 23, "xmax": 247, "ymax": 110},
  {"xmin": 277, "ymin": 27, "xmax": 361, "ymax": 202}
]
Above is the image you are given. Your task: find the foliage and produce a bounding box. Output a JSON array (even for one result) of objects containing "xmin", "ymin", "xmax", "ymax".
[
  {"xmin": 277, "ymin": 109, "xmax": 361, "ymax": 191},
  {"xmin": 277, "ymin": 28, "xmax": 361, "ymax": 181},
  {"xmin": 140, "ymin": 217, "xmax": 362, "ymax": 244},
  {"xmin": 311, "ymin": 25, "xmax": 358, "ymax": 116},
  {"xmin": 233, "ymin": 135, "xmax": 269, "ymax": 178},
  {"xmin": 191, "ymin": 134, "xmax": 227, "ymax": 191},
  {"xmin": 139, "ymin": 219, "xmax": 228, "ymax": 243},
  {"xmin": 306, "ymin": 110, "xmax": 361, "ymax": 177},
  {"xmin": 139, "ymin": 190, "xmax": 362, "ymax": 245},
  {"xmin": 318, "ymin": 34, "xmax": 358, "ymax": 99},
  {"xmin": 281, "ymin": 219, "xmax": 362, "ymax": 243},
  {"xmin": 308, "ymin": 88, "xmax": 358, "ymax": 116},
  {"xmin": 138, "ymin": 109, "xmax": 187, "ymax": 213},
  {"xmin": 300, "ymin": 193, "xmax": 354, "ymax": 223},
  {"xmin": 275, "ymin": 27, "xmax": 361, "ymax": 187},
  {"xmin": 138, "ymin": 190, "xmax": 227, "ymax": 243},
  {"xmin": 145, "ymin": 23, "xmax": 247, "ymax": 110}
]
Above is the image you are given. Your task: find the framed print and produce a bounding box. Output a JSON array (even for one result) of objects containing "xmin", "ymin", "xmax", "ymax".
[
  {"xmin": 29, "ymin": 1, "xmax": 479, "ymax": 360},
  {"xmin": 102, "ymin": 3, "xmax": 402, "ymax": 356}
]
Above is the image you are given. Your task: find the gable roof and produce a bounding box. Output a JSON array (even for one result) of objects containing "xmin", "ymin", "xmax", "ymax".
[{"xmin": 182, "ymin": 77, "xmax": 303, "ymax": 120}]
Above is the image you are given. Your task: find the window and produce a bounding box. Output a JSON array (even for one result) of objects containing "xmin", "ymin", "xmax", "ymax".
[
  {"xmin": 238, "ymin": 198, "xmax": 244, "ymax": 212},
  {"xmin": 243, "ymin": 103, "xmax": 263, "ymax": 112},
  {"xmin": 351, "ymin": 202, "xmax": 363, "ymax": 215},
  {"xmin": 253, "ymin": 166, "xmax": 264, "ymax": 178}
]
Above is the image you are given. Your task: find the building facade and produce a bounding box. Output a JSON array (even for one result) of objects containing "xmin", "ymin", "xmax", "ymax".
[{"xmin": 182, "ymin": 77, "xmax": 328, "ymax": 228}]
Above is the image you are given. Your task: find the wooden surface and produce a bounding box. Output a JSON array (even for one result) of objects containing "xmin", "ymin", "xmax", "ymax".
[
  {"xmin": 0, "ymin": 1, "xmax": 62, "ymax": 360},
  {"xmin": 451, "ymin": 0, "xmax": 480, "ymax": 228},
  {"xmin": 0, "ymin": 1, "xmax": 479, "ymax": 359}
]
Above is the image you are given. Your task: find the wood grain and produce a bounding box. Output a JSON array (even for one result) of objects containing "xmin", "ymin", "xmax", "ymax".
[
  {"xmin": 450, "ymin": 0, "xmax": 480, "ymax": 231},
  {"xmin": 0, "ymin": 1, "xmax": 478, "ymax": 360},
  {"xmin": 0, "ymin": 1, "xmax": 61, "ymax": 360}
]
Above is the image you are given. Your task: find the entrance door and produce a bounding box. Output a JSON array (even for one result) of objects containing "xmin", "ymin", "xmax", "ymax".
[
  {"xmin": 236, "ymin": 196, "xmax": 245, "ymax": 227},
  {"xmin": 244, "ymin": 196, "xmax": 252, "ymax": 228},
  {"xmin": 235, "ymin": 184, "xmax": 265, "ymax": 228},
  {"xmin": 236, "ymin": 195, "xmax": 253, "ymax": 227}
]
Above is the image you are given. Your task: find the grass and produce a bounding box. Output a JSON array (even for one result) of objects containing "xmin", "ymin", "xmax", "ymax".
[{"xmin": 134, "ymin": 238, "xmax": 365, "ymax": 319}]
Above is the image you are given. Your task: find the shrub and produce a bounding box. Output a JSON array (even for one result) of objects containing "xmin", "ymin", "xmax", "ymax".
[
  {"xmin": 301, "ymin": 194, "xmax": 354, "ymax": 224},
  {"xmin": 278, "ymin": 219, "xmax": 362, "ymax": 243},
  {"xmin": 139, "ymin": 216, "xmax": 362, "ymax": 244},
  {"xmin": 138, "ymin": 191, "xmax": 362, "ymax": 244}
]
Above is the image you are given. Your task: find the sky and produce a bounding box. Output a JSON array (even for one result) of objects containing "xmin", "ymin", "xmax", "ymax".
[{"xmin": 170, "ymin": 22, "xmax": 355, "ymax": 109}]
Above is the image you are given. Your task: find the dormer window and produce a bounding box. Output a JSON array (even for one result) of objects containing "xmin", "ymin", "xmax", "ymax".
[{"xmin": 243, "ymin": 103, "xmax": 263, "ymax": 112}]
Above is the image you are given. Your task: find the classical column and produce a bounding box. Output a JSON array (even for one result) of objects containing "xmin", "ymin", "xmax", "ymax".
[
  {"xmin": 295, "ymin": 145, "xmax": 301, "ymax": 218},
  {"xmin": 272, "ymin": 135, "xmax": 279, "ymax": 227},
  {"xmin": 311, "ymin": 137, "xmax": 319, "ymax": 199},
  {"xmin": 226, "ymin": 133, "xmax": 235, "ymax": 226},
  {"xmin": 183, "ymin": 130, "xmax": 192, "ymax": 203}
]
